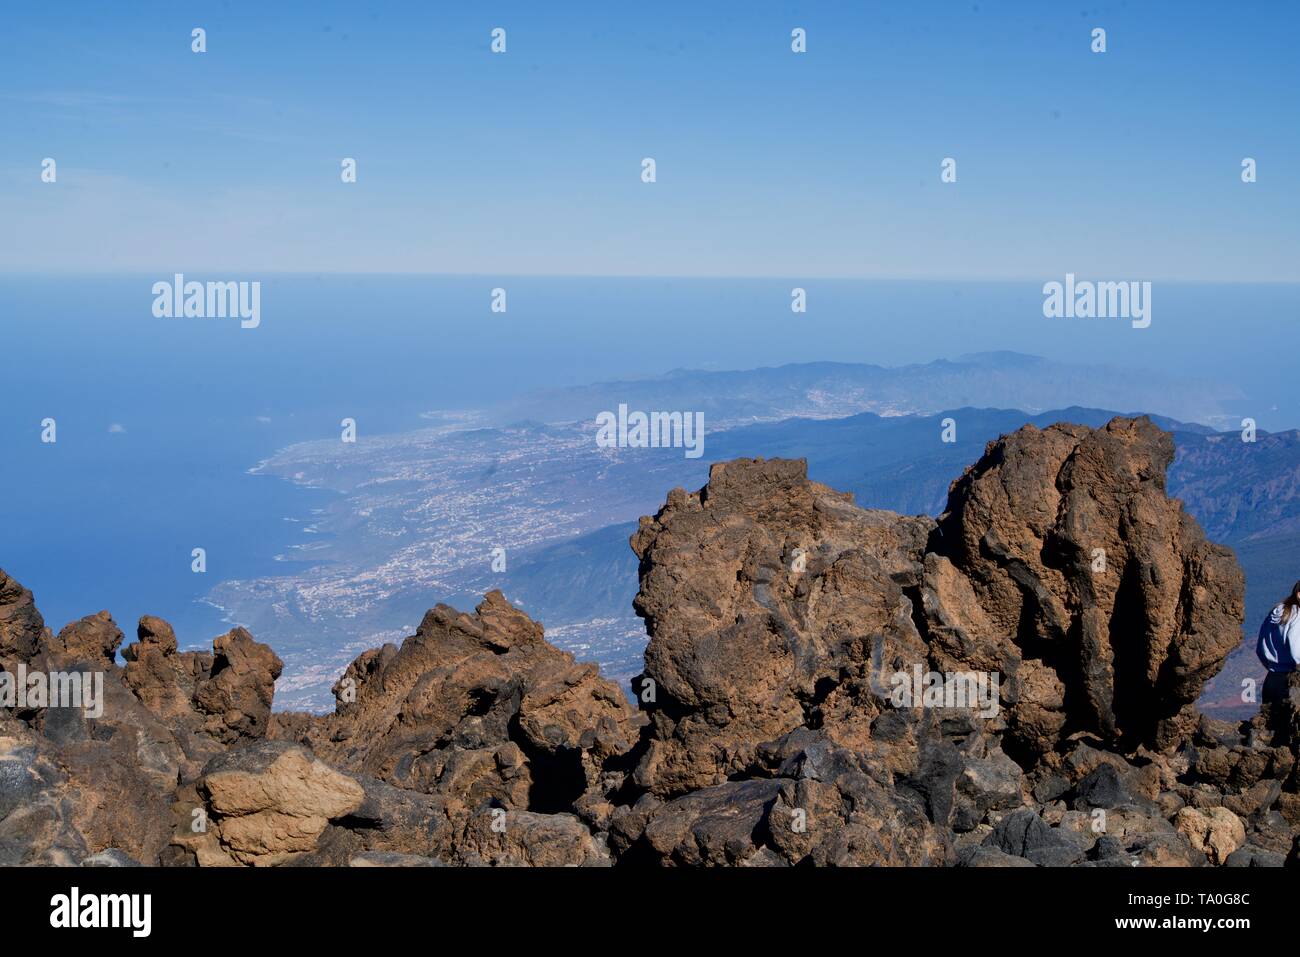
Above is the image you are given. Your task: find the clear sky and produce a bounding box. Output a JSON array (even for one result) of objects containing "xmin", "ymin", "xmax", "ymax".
[{"xmin": 2, "ymin": 0, "xmax": 1296, "ymax": 279}]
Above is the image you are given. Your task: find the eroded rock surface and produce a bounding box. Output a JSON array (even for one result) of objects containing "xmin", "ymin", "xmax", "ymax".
[
  {"xmin": 0, "ymin": 600, "xmax": 286, "ymax": 865},
  {"xmin": 276, "ymin": 592, "xmax": 641, "ymax": 813},
  {"xmin": 924, "ymin": 417, "xmax": 1244, "ymax": 758},
  {"xmin": 614, "ymin": 419, "xmax": 1282, "ymax": 866}
]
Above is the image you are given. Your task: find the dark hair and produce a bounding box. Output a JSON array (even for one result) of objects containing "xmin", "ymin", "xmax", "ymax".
[{"xmin": 1282, "ymin": 581, "xmax": 1300, "ymax": 623}]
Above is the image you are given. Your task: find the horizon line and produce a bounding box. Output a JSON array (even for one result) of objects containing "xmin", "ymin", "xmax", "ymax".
[{"xmin": 2, "ymin": 271, "xmax": 1298, "ymax": 285}]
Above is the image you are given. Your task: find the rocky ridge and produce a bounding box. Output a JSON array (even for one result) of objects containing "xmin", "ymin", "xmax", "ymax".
[{"xmin": 2, "ymin": 416, "xmax": 1298, "ymax": 867}]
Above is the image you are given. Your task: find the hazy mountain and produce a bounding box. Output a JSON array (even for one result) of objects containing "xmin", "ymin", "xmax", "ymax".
[{"xmin": 488, "ymin": 352, "xmax": 1239, "ymax": 431}]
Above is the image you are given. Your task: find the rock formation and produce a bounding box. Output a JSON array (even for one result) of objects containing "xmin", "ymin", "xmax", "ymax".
[
  {"xmin": 2, "ymin": 416, "xmax": 1298, "ymax": 867},
  {"xmin": 924, "ymin": 417, "xmax": 1244, "ymax": 756},
  {"xmin": 0, "ymin": 596, "xmax": 282, "ymax": 864}
]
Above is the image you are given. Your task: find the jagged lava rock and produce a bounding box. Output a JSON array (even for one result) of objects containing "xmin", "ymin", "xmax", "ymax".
[
  {"xmin": 923, "ymin": 417, "xmax": 1244, "ymax": 758},
  {"xmin": 275, "ymin": 591, "xmax": 643, "ymax": 823},
  {"xmin": 0, "ymin": 578, "xmax": 286, "ymax": 865},
  {"xmin": 0, "ymin": 569, "xmax": 46, "ymax": 669},
  {"xmin": 629, "ymin": 457, "xmax": 936, "ymax": 798}
]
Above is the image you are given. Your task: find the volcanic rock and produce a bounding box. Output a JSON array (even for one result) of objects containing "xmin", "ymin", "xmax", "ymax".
[
  {"xmin": 2, "ymin": 415, "xmax": 1296, "ymax": 868},
  {"xmin": 272, "ymin": 591, "xmax": 643, "ymax": 827},
  {"xmin": 628, "ymin": 457, "xmax": 936, "ymax": 798},
  {"xmin": 1174, "ymin": 805, "xmax": 1246, "ymax": 865},
  {"xmin": 924, "ymin": 417, "xmax": 1244, "ymax": 758},
  {"xmin": 0, "ymin": 569, "xmax": 45, "ymax": 669}
]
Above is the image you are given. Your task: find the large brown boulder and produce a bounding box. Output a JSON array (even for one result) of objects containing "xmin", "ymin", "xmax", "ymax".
[
  {"xmin": 622, "ymin": 457, "xmax": 959, "ymax": 863},
  {"xmin": 171, "ymin": 741, "xmax": 366, "ymax": 866},
  {"xmin": 621, "ymin": 420, "xmax": 1255, "ymax": 865},
  {"xmin": 629, "ymin": 457, "xmax": 936, "ymax": 798},
  {"xmin": 924, "ymin": 416, "xmax": 1244, "ymax": 757}
]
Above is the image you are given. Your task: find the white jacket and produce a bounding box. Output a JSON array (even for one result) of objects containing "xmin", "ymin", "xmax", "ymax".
[{"xmin": 1258, "ymin": 604, "xmax": 1300, "ymax": 672}]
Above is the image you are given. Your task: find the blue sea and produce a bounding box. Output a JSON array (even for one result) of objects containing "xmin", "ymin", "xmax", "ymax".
[{"xmin": 1, "ymin": 276, "xmax": 1297, "ymax": 644}]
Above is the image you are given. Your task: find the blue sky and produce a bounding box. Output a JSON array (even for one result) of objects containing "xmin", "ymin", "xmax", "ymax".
[{"xmin": 1, "ymin": 0, "xmax": 1297, "ymax": 279}]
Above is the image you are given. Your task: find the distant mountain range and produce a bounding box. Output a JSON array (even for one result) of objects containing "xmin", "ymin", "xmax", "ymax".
[{"xmin": 487, "ymin": 352, "xmax": 1242, "ymax": 430}]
